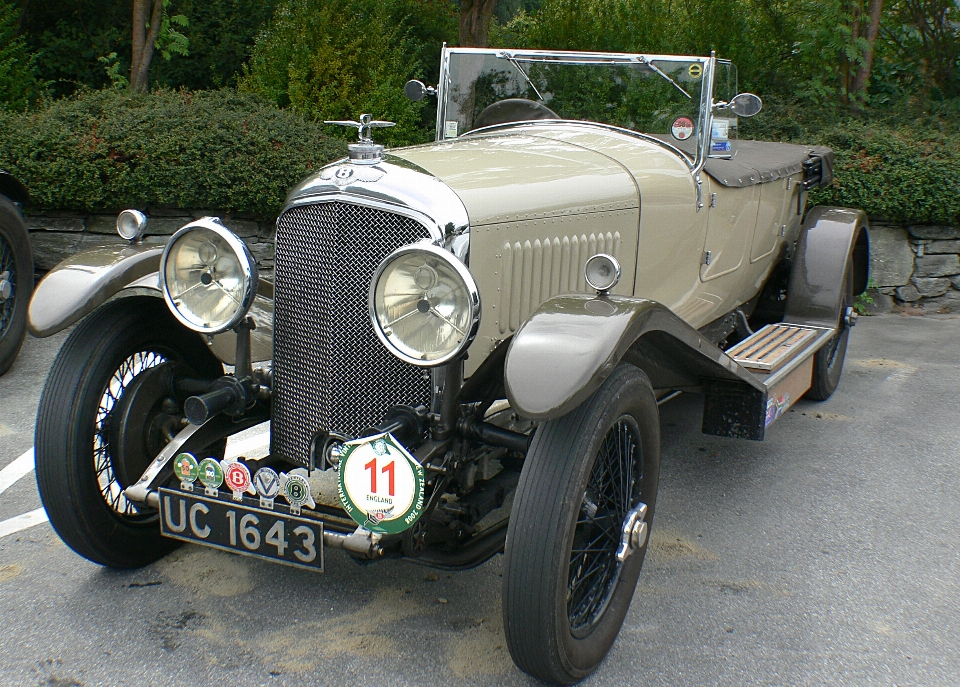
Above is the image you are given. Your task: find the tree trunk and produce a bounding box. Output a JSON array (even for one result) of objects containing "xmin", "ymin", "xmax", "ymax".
[
  {"xmin": 840, "ymin": 0, "xmax": 863, "ymax": 106},
  {"xmin": 130, "ymin": 0, "xmax": 162, "ymax": 93},
  {"xmin": 459, "ymin": 0, "xmax": 497, "ymax": 48},
  {"xmin": 15, "ymin": 0, "xmax": 29, "ymax": 35},
  {"xmin": 852, "ymin": 0, "xmax": 884, "ymax": 97}
]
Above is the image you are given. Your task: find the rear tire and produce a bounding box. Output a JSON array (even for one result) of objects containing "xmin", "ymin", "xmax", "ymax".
[
  {"xmin": 0, "ymin": 195, "xmax": 32, "ymax": 376},
  {"xmin": 35, "ymin": 297, "xmax": 222, "ymax": 568},
  {"xmin": 503, "ymin": 364, "xmax": 660, "ymax": 684},
  {"xmin": 807, "ymin": 260, "xmax": 854, "ymax": 401}
]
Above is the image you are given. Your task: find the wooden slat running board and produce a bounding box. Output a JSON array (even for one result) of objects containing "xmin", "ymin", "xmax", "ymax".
[{"xmin": 726, "ymin": 324, "xmax": 819, "ymax": 372}]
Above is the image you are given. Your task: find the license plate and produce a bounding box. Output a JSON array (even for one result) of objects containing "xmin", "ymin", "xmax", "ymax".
[{"xmin": 158, "ymin": 488, "xmax": 323, "ymax": 571}]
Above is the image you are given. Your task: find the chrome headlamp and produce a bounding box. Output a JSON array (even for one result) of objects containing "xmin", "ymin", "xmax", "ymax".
[
  {"xmin": 159, "ymin": 218, "xmax": 258, "ymax": 334},
  {"xmin": 369, "ymin": 243, "xmax": 480, "ymax": 366}
]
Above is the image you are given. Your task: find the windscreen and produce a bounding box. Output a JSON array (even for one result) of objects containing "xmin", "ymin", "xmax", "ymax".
[{"xmin": 440, "ymin": 52, "xmax": 709, "ymax": 151}]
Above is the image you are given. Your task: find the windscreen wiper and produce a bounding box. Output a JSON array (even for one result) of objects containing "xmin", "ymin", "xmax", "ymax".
[
  {"xmin": 636, "ymin": 56, "xmax": 692, "ymax": 99},
  {"xmin": 496, "ymin": 51, "xmax": 546, "ymax": 102}
]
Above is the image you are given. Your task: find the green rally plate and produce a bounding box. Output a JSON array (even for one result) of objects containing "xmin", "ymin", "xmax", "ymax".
[
  {"xmin": 158, "ymin": 488, "xmax": 323, "ymax": 572},
  {"xmin": 337, "ymin": 432, "xmax": 425, "ymax": 535}
]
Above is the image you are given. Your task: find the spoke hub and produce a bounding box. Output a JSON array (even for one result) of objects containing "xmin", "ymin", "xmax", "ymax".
[
  {"xmin": 616, "ymin": 502, "xmax": 648, "ymax": 562},
  {"xmin": 0, "ymin": 271, "xmax": 11, "ymax": 301},
  {"xmin": 844, "ymin": 306, "xmax": 858, "ymax": 328}
]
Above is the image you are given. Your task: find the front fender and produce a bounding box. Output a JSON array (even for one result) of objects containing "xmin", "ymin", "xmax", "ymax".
[
  {"xmin": 28, "ymin": 245, "xmax": 162, "ymax": 337},
  {"xmin": 504, "ymin": 295, "xmax": 763, "ymax": 421}
]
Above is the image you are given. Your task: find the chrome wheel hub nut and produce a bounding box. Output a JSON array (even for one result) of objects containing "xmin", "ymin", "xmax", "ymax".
[{"xmin": 616, "ymin": 502, "xmax": 649, "ymax": 562}]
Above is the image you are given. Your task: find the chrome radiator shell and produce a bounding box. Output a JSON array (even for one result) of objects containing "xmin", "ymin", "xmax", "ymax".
[{"xmin": 271, "ymin": 200, "xmax": 434, "ymax": 466}]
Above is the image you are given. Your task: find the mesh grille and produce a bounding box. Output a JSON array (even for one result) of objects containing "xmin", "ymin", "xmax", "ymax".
[{"xmin": 272, "ymin": 201, "xmax": 433, "ymax": 466}]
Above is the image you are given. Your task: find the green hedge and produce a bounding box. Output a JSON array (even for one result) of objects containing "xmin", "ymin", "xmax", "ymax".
[
  {"xmin": 0, "ymin": 88, "xmax": 347, "ymax": 219},
  {"xmin": 742, "ymin": 103, "xmax": 960, "ymax": 226},
  {"xmin": 809, "ymin": 122, "xmax": 960, "ymax": 226},
  {"xmin": 3, "ymin": 86, "xmax": 958, "ymax": 227}
]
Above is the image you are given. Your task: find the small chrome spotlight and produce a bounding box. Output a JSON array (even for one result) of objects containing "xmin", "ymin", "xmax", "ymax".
[
  {"xmin": 584, "ymin": 254, "xmax": 621, "ymax": 294},
  {"xmin": 116, "ymin": 209, "xmax": 147, "ymax": 241}
]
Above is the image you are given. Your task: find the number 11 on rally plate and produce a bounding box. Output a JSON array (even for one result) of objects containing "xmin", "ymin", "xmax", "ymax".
[{"xmin": 337, "ymin": 432, "xmax": 425, "ymax": 534}]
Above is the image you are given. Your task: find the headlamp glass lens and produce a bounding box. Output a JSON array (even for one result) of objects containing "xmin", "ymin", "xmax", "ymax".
[
  {"xmin": 373, "ymin": 248, "xmax": 477, "ymax": 364},
  {"xmin": 163, "ymin": 227, "xmax": 252, "ymax": 332}
]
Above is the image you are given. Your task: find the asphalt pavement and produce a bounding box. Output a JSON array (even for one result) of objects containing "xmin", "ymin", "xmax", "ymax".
[{"xmin": 1, "ymin": 313, "xmax": 959, "ymax": 687}]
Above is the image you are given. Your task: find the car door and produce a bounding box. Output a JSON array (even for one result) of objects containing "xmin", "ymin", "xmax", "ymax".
[{"xmin": 700, "ymin": 175, "xmax": 759, "ymax": 282}]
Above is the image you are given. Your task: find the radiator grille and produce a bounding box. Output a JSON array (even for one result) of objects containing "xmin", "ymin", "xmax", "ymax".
[{"xmin": 271, "ymin": 201, "xmax": 433, "ymax": 466}]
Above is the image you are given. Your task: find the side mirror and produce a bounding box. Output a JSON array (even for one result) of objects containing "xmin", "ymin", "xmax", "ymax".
[
  {"xmin": 404, "ymin": 79, "xmax": 437, "ymax": 102},
  {"xmin": 728, "ymin": 93, "xmax": 762, "ymax": 117}
]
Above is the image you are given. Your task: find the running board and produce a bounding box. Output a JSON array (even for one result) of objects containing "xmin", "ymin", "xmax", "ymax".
[{"xmin": 702, "ymin": 323, "xmax": 835, "ymax": 440}]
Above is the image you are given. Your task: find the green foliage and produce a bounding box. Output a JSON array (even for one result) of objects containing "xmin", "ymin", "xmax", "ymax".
[
  {"xmin": 855, "ymin": 277, "xmax": 878, "ymax": 315},
  {"xmin": 494, "ymin": 0, "xmax": 959, "ymax": 109},
  {"xmin": 492, "ymin": 0, "xmax": 798, "ymax": 94},
  {"xmin": 240, "ymin": 0, "xmax": 457, "ymax": 146},
  {"xmin": 19, "ymin": 0, "xmax": 280, "ymax": 96},
  {"xmin": 98, "ymin": 52, "xmax": 129, "ymax": 90},
  {"xmin": 156, "ymin": 1, "xmax": 190, "ymax": 62},
  {"xmin": 0, "ymin": 88, "xmax": 346, "ymax": 218},
  {"xmin": 0, "ymin": 0, "xmax": 38, "ymax": 108},
  {"xmin": 810, "ymin": 120, "xmax": 960, "ymax": 225}
]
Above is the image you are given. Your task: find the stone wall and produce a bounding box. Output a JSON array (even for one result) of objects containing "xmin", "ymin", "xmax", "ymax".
[
  {"xmin": 868, "ymin": 224, "xmax": 960, "ymax": 313},
  {"xmin": 24, "ymin": 209, "xmax": 275, "ymax": 277},
  {"xmin": 22, "ymin": 208, "xmax": 960, "ymax": 314}
]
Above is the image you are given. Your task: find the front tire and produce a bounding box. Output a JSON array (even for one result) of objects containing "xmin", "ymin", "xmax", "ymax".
[
  {"xmin": 503, "ymin": 364, "xmax": 660, "ymax": 684},
  {"xmin": 0, "ymin": 195, "xmax": 33, "ymax": 376},
  {"xmin": 35, "ymin": 297, "xmax": 223, "ymax": 568}
]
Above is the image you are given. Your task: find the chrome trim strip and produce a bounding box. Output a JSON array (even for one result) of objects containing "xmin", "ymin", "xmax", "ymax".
[
  {"xmin": 282, "ymin": 157, "xmax": 471, "ymax": 250},
  {"xmin": 760, "ymin": 326, "xmax": 835, "ymax": 389},
  {"xmin": 695, "ymin": 53, "xmax": 718, "ymax": 176},
  {"xmin": 436, "ymin": 45, "xmax": 451, "ymax": 143},
  {"xmin": 124, "ymin": 421, "xmax": 206, "ymax": 504}
]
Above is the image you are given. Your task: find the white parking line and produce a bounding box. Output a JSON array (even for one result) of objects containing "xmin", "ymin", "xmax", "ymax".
[
  {"xmin": 0, "ymin": 507, "xmax": 48, "ymax": 539},
  {"xmin": 0, "ymin": 427, "xmax": 270, "ymax": 541},
  {"xmin": 0, "ymin": 448, "xmax": 34, "ymax": 497},
  {"xmin": 224, "ymin": 429, "xmax": 270, "ymax": 460}
]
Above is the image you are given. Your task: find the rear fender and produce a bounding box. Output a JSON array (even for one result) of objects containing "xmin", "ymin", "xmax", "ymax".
[
  {"xmin": 503, "ymin": 295, "xmax": 764, "ymax": 421},
  {"xmin": 784, "ymin": 206, "xmax": 869, "ymax": 328}
]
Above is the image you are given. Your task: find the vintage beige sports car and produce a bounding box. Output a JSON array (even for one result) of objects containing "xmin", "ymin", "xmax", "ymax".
[{"xmin": 29, "ymin": 48, "xmax": 868, "ymax": 684}]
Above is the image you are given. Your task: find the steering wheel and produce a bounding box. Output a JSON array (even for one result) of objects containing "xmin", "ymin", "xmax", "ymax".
[{"xmin": 473, "ymin": 99, "xmax": 560, "ymax": 129}]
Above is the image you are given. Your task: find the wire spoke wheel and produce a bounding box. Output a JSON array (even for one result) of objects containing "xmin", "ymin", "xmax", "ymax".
[
  {"xmin": 35, "ymin": 297, "xmax": 223, "ymax": 568},
  {"xmin": 503, "ymin": 365, "xmax": 660, "ymax": 685},
  {"xmin": 568, "ymin": 417, "xmax": 642, "ymax": 635},
  {"xmin": 0, "ymin": 195, "xmax": 32, "ymax": 376},
  {"xmin": 0, "ymin": 231, "xmax": 17, "ymax": 339},
  {"xmin": 92, "ymin": 350, "xmax": 167, "ymax": 517}
]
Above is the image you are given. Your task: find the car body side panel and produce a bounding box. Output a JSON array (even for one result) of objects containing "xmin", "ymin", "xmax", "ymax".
[
  {"xmin": 515, "ymin": 126, "xmax": 712, "ymax": 328},
  {"xmin": 465, "ymin": 209, "xmax": 639, "ymax": 375},
  {"xmin": 750, "ymin": 177, "xmax": 788, "ymax": 263},
  {"xmin": 701, "ymin": 178, "xmax": 758, "ymax": 282}
]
